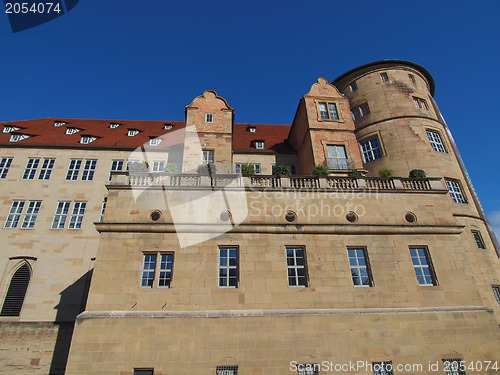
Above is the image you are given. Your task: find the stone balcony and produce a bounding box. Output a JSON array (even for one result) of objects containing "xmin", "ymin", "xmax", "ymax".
[{"xmin": 110, "ymin": 172, "xmax": 446, "ymax": 193}]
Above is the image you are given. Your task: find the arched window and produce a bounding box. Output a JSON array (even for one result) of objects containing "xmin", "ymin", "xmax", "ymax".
[{"xmin": 1, "ymin": 263, "xmax": 31, "ymax": 316}]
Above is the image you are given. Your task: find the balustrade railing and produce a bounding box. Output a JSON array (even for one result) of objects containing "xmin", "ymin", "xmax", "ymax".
[{"xmin": 118, "ymin": 172, "xmax": 442, "ymax": 193}]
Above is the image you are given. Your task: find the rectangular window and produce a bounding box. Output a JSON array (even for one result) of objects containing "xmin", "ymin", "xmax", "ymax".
[
  {"xmin": 81, "ymin": 159, "xmax": 97, "ymax": 181},
  {"xmin": 205, "ymin": 113, "xmax": 214, "ymax": 123},
  {"xmin": 492, "ymin": 285, "xmax": 500, "ymax": 306},
  {"xmin": 23, "ymin": 158, "xmax": 40, "ymax": 180},
  {"xmin": 380, "ymin": 72, "xmax": 389, "ymax": 82},
  {"xmin": 216, "ymin": 366, "xmax": 238, "ymax": 375},
  {"xmin": 99, "ymin": 198, "xmax": 107, "ymax": 223},
  {"xmin": 297, "ymin": 364, "xmax": 320, "ymax": 375},
  {"xmin": 80, "ymin": 136, "xmax": 96, "ymax": 144},
  {"xmin": 141, "ymin": 254, "xmax": 157, "ymax": 288},
  {"xmin": 413, "ymin": 96, "xmax": 429, "ymax": 110},
  {"xmin": 442, "ymin": 359, "xmax": 466, "ymax": 375},
  {"xmin": 348, "ymin": 248, "xmax": 373, "ymax": 287},
  {"xmin": 109, "ymin": 160, "xmax": 124, "ymax": 181},
  {"xmin": 52, "ymin": 201, "xmax": 71, "ymax": 229},
  {"xmin": 352, "ymin": 103, "xmax": 370, "ymax": 120},
  {"xmin": 234, "ymin": 163, "xmax": 260, "ymax": 174},
  {"xmin": 326, "ymin": 145, "xmax": 349, "ymax": 170},
  {"xmin": 134, "ymin": 369, "xmax": 154, "ymax": 375},
  {"xmin": 286, "ymin": 247, "xmax": 308, "ymax": 287},
  {"xmin": 158, "ymin": 254, "xmax": 174, "ymax": 288},
  {"xmin": 4, "ymin": 200, "xmax": 25, "ymax": 228},
  {"xmin": 38, "ymin": 158, "xmax": 55, "ymax": 180},
  {"xmin": 445, "ymin": 179, "xmax": 467, "ymax": 203},
  {"xmin": 152, "ymin": 161, "xmax": 165, "ymax": 173},
  {"xmin": 128, "ymin": 129, "xmax": 139, "ymax": 136},
  {"xmin": 350, "ymin": 82, "xmax": 358, "ymax": 91},
  {"xmin": 68, "ymin": 202, "xmax": 86, "ymax": 229},
  {"xmin": 471, "ymin": 230, "xmax": 485, "ymax": 249},
  {"xmin": 318, "ymin": 102, "xmax": 339, "ymax": 120},
  {"xmin": 21, "ymin": 201, "xmax": 41, "ymax": 229},
  {"xmin": 373, "ymin": 361, "xmax": 394, "ymax": 375},
  {"xmin": 0, "ymin": 157, "xmax": 13, "ymax": 179},
  {"xmin": 255, "ymin": 141, "xmax": 265, "ymax": 149},
  {"xmin": 149, "ymin": 138, "xmax": 161, "ymax": 146},
  {"xmin": 219, "ymin": 247, "xmax": 238, "ymax": 288},
  {"xmin": 410, "ymin": 247, "xmax": 437, "ymax": 286},
  {"xmin": 427, "ymin": 130, "xmax": 446, "ymax": 152},
  {"xmin": 66, "ymin": 159, "xmax": 82, "ymax": 180},
  {"xmin": 202, "ymin": 150, "xmax": 214, "ymax": 164},
  {"xmin": 360, "ymin": 137, "xmax": 383, "ymax": 162}
]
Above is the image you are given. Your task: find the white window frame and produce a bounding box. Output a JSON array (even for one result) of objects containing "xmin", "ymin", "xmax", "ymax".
[
  {"xmin": 427, "ymin": 130, "xmax": 446, "ymax": 152},
  {"xmin": 3, "ymin": 126, "xmax": 20, "ymax": 133},
  {"xmin": 360, "ymin": 136, "xmax": 383, "ymax": 162},
  {"xmin": 216, "ymin": 366, "xmax": 238, "ymax": 375},
  {"xmin": 81, "ymin": 159, "xmax": 97, "ymax": 181},
  {"xmin": 140, "ymin": 252, "xmax": 175, "ymax": 288},
  {"xmin": 66, "ymin": 159, "xmax": 82, "ymax": 180},
  {"xmin": 163, "ymin": 124, "xmax": 173, "ymax": 130},
  {"xmin": 109, "ymin": 123, "xmax": 121, "ymax": 129},
  {"xmin": 68, "ymin": 201, "xmax": 87, "ymax": 229},
  {"xmin": 445, "ymin": 179, "xmax": 467, "ymax": 203},
  {"xmin": 286, "ymin": 247, "xmax": 308, "ymax": 287},
  {"xmin": 149, "ymin": 138, "xmax": 161, "ymax": 146},
  {"xmin": 218, "ymin": 247, "xmax": 238, "ymax": 288},
  {"xmin": 109, "ymin": 160, "xmax": 124, "ymax": 181},
  {"xmin": 140, "ymin": 253, "xmax": 157, "ymax": 288},
  {"xmin": 152, "ymin": 161, "xmax": 165, "ymax": 173},
  {"xmin": 0, "ymin": 157, "xmax": 13, "ymax": 179},
  {"xmin": 38, "ymin": 158, "xmax": 55, "ymax": 180},
  {"xmin": 22, "ymin": 158, "xmax": 40, "ymax": 180},
  {"xmin": 128, "ymin": 129, "xmax": 139, "ymax": 137},
  {"xmin": 9, "ymin": 133, "xmax": 30, "ymax": 143},
  {"xmin": 326, "ymin": 144, "xmax": 349, "ymax": 170},
  {"xmin": 158, "ymin": 253, "xmax": 174, "ymax": 288},
  {"xmin": 54, "ymin": 121, "xmax": 66, "ymax": 127},
  {"xmin": 205, "ymin": 113, "xmax": 214, "ymax": 123},
  {"xmin": 99, "ymin": 198, "xmax": 107, "ymax": 223},
  {"xmin": 347, "ymin": 248, "xmax": 373, "ymax": 287},
  {"xmin": 255, "ymin": 141, "xmax": 265, "ymax": 150},
  {"xmin": 21, "ymin": 201, "xmax": 41, "ymax": 229},
  {"xmin": 66, "ymin": 128, "xmax": 80, "ymax": 135},
  {"xmin": 380, "ymin": 72, "xmax": 389, "ymax": 82},
  {"xmin": 4, "ymin": 200, "xmax": 25, "ymax": 228},
  {"xmin": 248, "ymin": 127, "xmax": 256, "ymax": 133},
  {"xmin": 202, "ymin": 150, "xmax": 214, "ymax": 164},
  {"xmin": 234, "ymin": 163, "xmax": 261, "ymax": 174},
  {"xmin": 52, "ymin": 201, "xmax": 71, "ymax": 229},
  {"xmin": 80, "ymin": 136, "xmax": 96, "ymax": 144},
  {"xmin": 413, "ymin": 96, "xmax": 429, "ymax": 110},
  {"xmin": 410, "ymin": 247, "xmax": 437, "ymax": 286}
]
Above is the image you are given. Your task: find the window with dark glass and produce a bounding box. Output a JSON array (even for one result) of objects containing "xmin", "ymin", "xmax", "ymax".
[
  {"xmin": 219, "ymin": 247, "xmax": 238, "ymax": 288},
  {"xmin": 286, "ymin": 247, "xmax": 308, "ymax": 287}
]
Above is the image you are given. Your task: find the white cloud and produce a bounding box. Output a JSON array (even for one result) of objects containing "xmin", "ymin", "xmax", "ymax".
[{"xmin": 488, "ymin": 210, "xmax": 500, "ymax": 242}]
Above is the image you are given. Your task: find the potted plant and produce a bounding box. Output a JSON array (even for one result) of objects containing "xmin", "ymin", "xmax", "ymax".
[{"xmin": 378, "ymin": 167, "xmax": 394, "ymax": 178}]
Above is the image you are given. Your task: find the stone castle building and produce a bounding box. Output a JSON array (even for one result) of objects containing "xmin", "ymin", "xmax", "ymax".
[{"xmin": 0, "ymin": 60, "xmax": 499, "ymax": 374}]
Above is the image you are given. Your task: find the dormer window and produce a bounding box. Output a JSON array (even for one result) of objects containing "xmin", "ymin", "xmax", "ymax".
[
  {"xmin": 248, "ymin": 127, "xmax": 256, "ymax": 133},
  {"xmin": 109, "ymin": 123, "xmax": 121, "ymax": 129},
  {"xmin": 163, "ymin": 124, "xmax": 173, "ymax": 130},
  {"xmin": 54, "ymin": 121, "xmax": 67, "ymax": 127},
  {"xmin": 128, "ymin": 129, "xmax": 140, "ymax": 137},
  {"xmin": 9, "ymin": 133, "xmax": 30, "ymax": 143},
  {"xmin": 3, "ymin": 125, "xmax": 21, "ymax": 133},
  {"xmin": 255, "ymin": 140, "xmax": 265, "ymax": 150},
  {"xmin": 80, "ymin": 136, "xmax": 97, "ymax": 144},
  {"xmin": 66, "ymin": 127, "xmax": 81, "ymax": 135},
  {"xmin": 205, "ymin": 113, "xmax": 213, "ymax": 123},
  {"xmin": 149, "ymin": 138, "xmax": 161, "ymax": 146}
]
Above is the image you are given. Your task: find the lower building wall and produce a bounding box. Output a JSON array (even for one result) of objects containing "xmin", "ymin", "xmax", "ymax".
[
  {"xmin": 65, "ymin": 309, "xmax": 500, "ymax": 375},
  {"xmin": 0, "ymin": 321, "xmax": 74, "ymax": 374}
]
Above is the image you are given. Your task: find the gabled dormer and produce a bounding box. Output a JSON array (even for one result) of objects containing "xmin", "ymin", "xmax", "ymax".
[{"xmin": 3, "ymin": 125, "xmax": 21, "ymax": 133}]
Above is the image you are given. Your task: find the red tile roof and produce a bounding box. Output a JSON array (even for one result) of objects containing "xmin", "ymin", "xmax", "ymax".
[{"xmin": 0, "ymin": 118, "xmax": 295, "ymax": 154}]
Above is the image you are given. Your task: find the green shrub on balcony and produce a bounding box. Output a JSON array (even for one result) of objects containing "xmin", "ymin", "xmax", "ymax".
[
  {"xmin": 310, "ymin": 164, "xmax": 329, "ymax": 176},
  {"xmin": 272, "ymin": 165, "xmax": 291, "ymax": 176},
  {"xmin": 128, "ymin": 161, "xmax": 149, "ymax": 173},
  {"xmin": 378, "ymin": 167, "xmax": 394, "ymax": 178},
  {"xmin": 197, "ymin": 163, "xmax": 217, "ymax": 176},
  {"xmin": 409, "ymin": 169, "xmax": 427, "ymax": 178},
  {"xmin": 163, "ymin": 163, "xmax": 179, "ymax": 174},
  {"xmin": 240, "ymin": 163, "xmax": 256, "ymax": 176},
  {"xmin": 347, "ymin": 169, "xmax": 363, "ymax": 177}
]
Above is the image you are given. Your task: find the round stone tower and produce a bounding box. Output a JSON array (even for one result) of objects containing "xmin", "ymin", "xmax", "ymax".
[{"xmin": 333, "ymin": 60, "xmax": 499, "ymax": 255}]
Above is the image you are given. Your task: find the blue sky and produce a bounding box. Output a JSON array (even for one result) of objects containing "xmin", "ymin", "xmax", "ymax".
[{"xmin": 1, "ymin": 0, "xmax": 499, "ymax": 239}]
